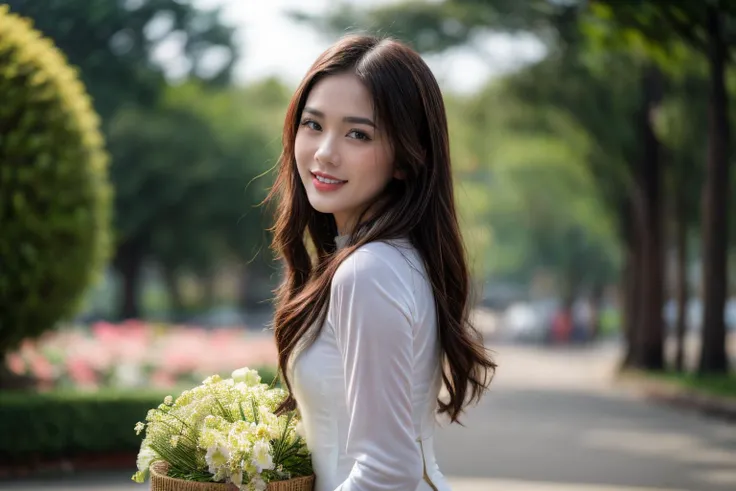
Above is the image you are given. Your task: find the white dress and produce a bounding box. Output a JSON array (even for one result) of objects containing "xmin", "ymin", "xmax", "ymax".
[{"xmin": 290, "ymin": 237, "xmax": 451, "ymax": 491}]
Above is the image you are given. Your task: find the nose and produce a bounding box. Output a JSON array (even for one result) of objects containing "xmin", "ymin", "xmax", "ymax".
[{"xmin": 314, "ymin": 135, "xmax": 340, "ymax": 166}]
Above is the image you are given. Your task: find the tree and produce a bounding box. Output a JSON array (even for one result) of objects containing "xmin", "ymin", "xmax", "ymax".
[
  {"xmin": 502, "ymin": 44, "xmax": 665, "ymax": 364},
  {"xmin": 653, "ymin": 70, "xmax": 709, "ymax": 372},
  {"xmin": 5, "ymin": 0, "xmax": 236, "ymax": 121},
  {"xmin": 591, "ymin": 0, "xmax": 735, "ymax": 374},
  {"xmin": 162, "ymin": 79, "xmax": 291, "ymax": 310},
  {"xmin": 5, "ymin": 0, "xmax": 239, "ymax": 318},
  {"xmin": 106, "ymin": 102, "xmax": 222, "ymax": 318},
  {"xmin": 451, "ymin": 82, "xmax": 620, "ymax": 300},
  {"xmin": 0, "ymin": 6, "xmax": 111, "ymax": 386}
]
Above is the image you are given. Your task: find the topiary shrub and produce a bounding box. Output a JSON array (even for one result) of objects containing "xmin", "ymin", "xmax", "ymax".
[{"xmin": 0, "ymin": 6, "xmax": 112, "ymax": 365}]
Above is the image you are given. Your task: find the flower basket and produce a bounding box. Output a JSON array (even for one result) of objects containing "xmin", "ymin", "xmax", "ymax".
[
  {"xmin": 133, "ymin": 368, "xmax": 314, "ymax": 491},
  {"xmin": 150, "ymin": 461, "xmax": 315, "ymax": 491}
]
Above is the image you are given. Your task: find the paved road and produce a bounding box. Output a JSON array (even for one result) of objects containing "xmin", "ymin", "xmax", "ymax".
[
  {"xmin": 4, "ymin": 342, "xmax": 735, "ymax": 491},
  {"xmin": 436, "ymin": 343, "xmax": 736, "ymax": 491}
]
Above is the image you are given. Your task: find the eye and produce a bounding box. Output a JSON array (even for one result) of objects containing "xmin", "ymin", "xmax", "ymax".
[
  {"xmin": 300, "ymin": 119, "xmax": 322, "ymax": 131},
  {"xmin": 347, "ymin": 129, "xmax": 371, "ymax": 141}
]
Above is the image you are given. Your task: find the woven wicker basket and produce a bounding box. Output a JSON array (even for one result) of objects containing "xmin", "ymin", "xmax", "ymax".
[
  {"xmin": 263, "ymin": 474, "xmax": 315, "ymax": 491},
  {"xmin": 150, "ymin": 461, "xmax": 314, "ymax": 491}
]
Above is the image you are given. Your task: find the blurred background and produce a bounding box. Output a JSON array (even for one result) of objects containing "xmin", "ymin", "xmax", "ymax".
[{"xmin": 1, "ymin": 1, "xmax": 735, "ymax": 490}]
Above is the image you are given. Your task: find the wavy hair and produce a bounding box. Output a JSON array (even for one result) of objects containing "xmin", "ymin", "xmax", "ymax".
[{"xmin": 265, "ymin": 34, "xmax": 495, "ymax": 423}]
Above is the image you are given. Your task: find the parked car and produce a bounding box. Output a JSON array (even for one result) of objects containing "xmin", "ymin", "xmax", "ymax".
[{"xmin": 497, "ymin": 300, "xmax": 558, "ymax": 343}]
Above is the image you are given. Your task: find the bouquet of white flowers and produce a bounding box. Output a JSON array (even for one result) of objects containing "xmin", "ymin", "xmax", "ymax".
[{"xmin": 132, "ymin": 367, "xmax": 313, "ymax": 491}]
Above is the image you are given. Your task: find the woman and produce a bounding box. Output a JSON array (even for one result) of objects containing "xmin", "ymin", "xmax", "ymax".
[{"xmin": 266, "ymin": 34, "xmax": 496, "ymax": 491}]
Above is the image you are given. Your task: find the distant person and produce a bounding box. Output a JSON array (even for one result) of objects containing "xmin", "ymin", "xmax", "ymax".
[
  {"xmin": 552, "ymin": 303, "xmax": 573, "ymax": 344},
  {"xmin": 265, "ymin": 34, "xmax": 496, "ymax": 491},
  {"xmin": 572, "ymin": 299, "xmax": 593, "ymax": 343}
]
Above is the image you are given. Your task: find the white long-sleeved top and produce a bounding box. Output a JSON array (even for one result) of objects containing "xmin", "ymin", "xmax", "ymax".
[{"xmin": 289, "ymin": 238, "xmax": 451, "ymax": 491}]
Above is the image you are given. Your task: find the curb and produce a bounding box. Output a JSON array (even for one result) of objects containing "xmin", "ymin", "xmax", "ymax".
[
  {"xmin": 615, "ymin": 372, "xmax": 736, "ymax": 423},
  {"xmin": 0, "ymin": 452, "xmax": 136, "ymax": 480}
]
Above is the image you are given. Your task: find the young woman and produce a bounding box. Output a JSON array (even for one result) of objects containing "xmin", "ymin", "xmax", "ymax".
[{"xmin": 266, "ymin": 34, "xmax": 496, "ymax": 491}]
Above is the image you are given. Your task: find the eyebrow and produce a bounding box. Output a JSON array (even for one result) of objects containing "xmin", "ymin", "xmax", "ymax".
[{"xmin": 303, "ymin": 107, "xmax": 376, "ymax": 128}]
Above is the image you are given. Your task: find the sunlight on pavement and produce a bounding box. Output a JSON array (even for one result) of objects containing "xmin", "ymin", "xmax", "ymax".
[
  {"xmin": 447, "ymin": 477, "xmax": 688, "ymax": 491},
  {"xmin": 489, "ymin": 344, "xmax": 621, "ymax": 392},
  {"xmin": 581, "ymin": 428, "xmax": 704, "ymax": 455},
  {"xmin": 580, "ymin": 427, "xmax": 736, "ymax": 465},
  {"xmin": 580, "ymin": 428, "xmax": 736, "ymax": 489},
  {"xmin": 695, "ymin": 469, "xmax": 736, "ymax": 487}
]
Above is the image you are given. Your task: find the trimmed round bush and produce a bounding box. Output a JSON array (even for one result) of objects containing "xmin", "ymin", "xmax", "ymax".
[{"xmin": 0, "ymin": 6, "xmax": 112, "ymax": 355}]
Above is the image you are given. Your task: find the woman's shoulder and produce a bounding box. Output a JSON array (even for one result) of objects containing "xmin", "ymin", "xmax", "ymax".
[
  {"xmin": 333, "ymin": 238, "xmax": 418, "ymax": 286},
  {"xmin": 330, "ymin": 239, "xmax": 421, "ymax": 326}
]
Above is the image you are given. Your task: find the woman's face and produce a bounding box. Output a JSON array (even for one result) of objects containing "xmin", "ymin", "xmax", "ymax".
[{"xmin": 295, "ymin": 72, "xmax": 397, "ymax": 235}]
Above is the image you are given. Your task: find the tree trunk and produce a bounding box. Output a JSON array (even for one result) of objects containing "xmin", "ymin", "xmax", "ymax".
[
  {"xmin": 114, "ymin": 239, "xmax": 144, "ymax": 321},
  {"xmin": 589, "ymin": 283, "xmax": 605, "ymax": 342},
  {"xmin": 161, "ymin": 263, "xmax": 184, "ymax": 319},
  {"xmin": 619, "ymin": 194, "xmax": 639, "ymax": 368},
  {"xmin": 559, "ymin": 264, "xmax": 580, "ymax": 344},
  {"xmin": 621, "ymin": 227, "xmax": 642, "ymax": 368},
  {"xmin": 202, "ymin": 270, "xmax": 217, "ymax": 309},
  {"xmin": 674, "ymin": 184, "xmax": 689, "ymax": 373},
  {"xmin": 699, "ymin": 6, "xmax": 730, "ymax": 374},
  {"xmin": 634, "ymin": 64, "xmax": 665, "ymax": 370},
  {"xmin": 238, "ymin": 263, "xmax": 251, "ymax": 310}
]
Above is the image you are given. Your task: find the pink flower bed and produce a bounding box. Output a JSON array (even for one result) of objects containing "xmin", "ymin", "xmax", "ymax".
[{"xmin": 6, "ymin": 320, "xmax": 278, "ymax": 390}]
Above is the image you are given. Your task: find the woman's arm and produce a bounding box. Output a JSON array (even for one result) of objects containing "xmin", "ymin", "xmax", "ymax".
[{"xmin": 330, "ymin": 247, "xmax": 424, "ymax": 491}]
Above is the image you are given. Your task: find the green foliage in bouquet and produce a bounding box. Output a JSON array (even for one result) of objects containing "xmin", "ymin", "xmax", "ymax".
[
  {"xmin": 0, "ymin": 6, "xmax": 112, "ymax": 355},
  {"xmin": 132, "ymin": 367, "xmax": 312, "ymax": 491}
]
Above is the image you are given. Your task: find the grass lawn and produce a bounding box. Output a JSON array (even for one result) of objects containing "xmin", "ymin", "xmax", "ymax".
[
  {"xmin": 649, "ymin": 370, "xmax": 736, "ymax": 399},
  {"xmin": 618, "ymin": 367, "xmax": 736, "ymax": 402}
]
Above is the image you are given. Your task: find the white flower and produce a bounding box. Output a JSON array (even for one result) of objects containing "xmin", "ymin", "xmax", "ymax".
[
  {"xmin": 230, "ymin": 469, "xmax": 243, "ymax": 487},
  {"xmin": 232, "ymin": 367, "xmax": 261, "ymax": 387},
  {"xmin": 251, "ymin": 439, "xmax": 274, "ymax": 471},
  {"xmin": 164, "ymin": 395, "xmax": 173, "ymax": 405},
  {"xmin": 203, "ymin": 374, "xmax": 222, "ymax": 385},
  {"xmin": 132, "ymin": 442, "xmax": 158, "ymax": 482},
  {"xmin": 229, "ymin": 420, "xmax": 252, "ymax": 445},
  {"xmin": 134, "ymin": 421, "xmax": 145, "ymax": 435},
  {"xmin": 205, "ymin": 443, "xmax": 231, "ymax": 475},
  {"xmin": 213, "ymin": 467, "xmax": 228, "ymax": 483}
]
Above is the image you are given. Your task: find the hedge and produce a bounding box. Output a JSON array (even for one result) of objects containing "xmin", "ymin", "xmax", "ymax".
[
  {"xmin": 0, "ymin": 367, "xmax": 279, "ymax": 460},
  {"xmin": 0, "ymin": 389, "xmax": 166, "ymax": 461}
]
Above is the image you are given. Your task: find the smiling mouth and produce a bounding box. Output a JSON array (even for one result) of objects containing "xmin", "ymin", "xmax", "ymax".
[{"xmin": 312, "ymin": 172, "xmax": 347, "ymax": 184}]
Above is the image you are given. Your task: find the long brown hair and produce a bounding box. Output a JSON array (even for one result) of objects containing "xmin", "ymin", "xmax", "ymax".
[{"xmin": 265, "ymin": 34, "xmax": 495, "ymax": 423}]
